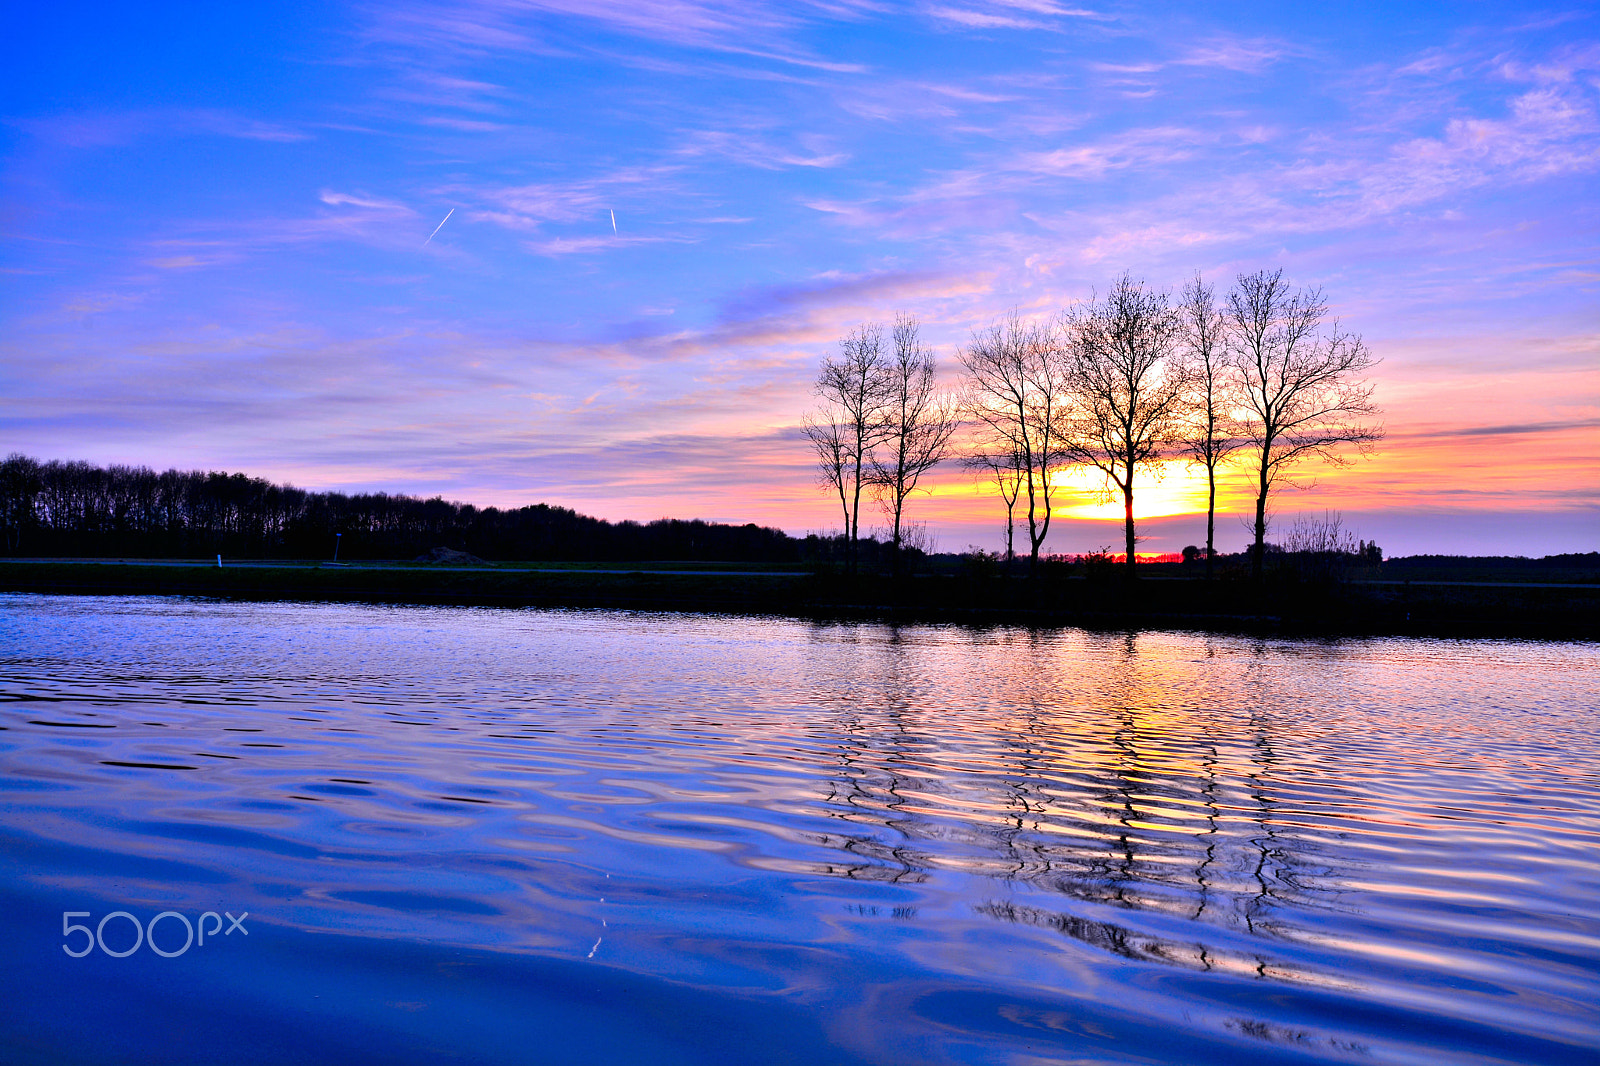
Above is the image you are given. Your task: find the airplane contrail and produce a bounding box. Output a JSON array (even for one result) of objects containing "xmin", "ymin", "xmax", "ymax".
[
  {"xmin": 610, "ymin": 209, "xmax": 617, "ymax": 235},
  {"xmin": 423, "ymin": 208, "xmax": 454, "ymax": 246}
]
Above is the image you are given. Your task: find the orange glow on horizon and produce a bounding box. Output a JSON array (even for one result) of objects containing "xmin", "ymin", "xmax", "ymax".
[{"xmin": 251, "ymin": 371, "xmax": 1595, "ymax": 553}]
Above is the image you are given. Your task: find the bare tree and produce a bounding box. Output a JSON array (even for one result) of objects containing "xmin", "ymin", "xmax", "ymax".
[
  {"xmin": 1059, "ymin": 275, "xmax": 1189, "ymax": 579},
  {"xmin": 962, "ymin": 441, "xmax": 1025, "ymax": 563},
  {"xmin": 804, "ymin": 323, "xmax": 893, "ymax": 572},
  {"xmin": 1225, "ymin": 269, "xmax": 1382, "ymax": 581},
  {"xmin": 802, "ymin": 412, "xmax": 851, "ymax": 540},
  {"xmin": 960, "ymin": 312, "xmax": 1067, "ymax": 573},
  {"xmin": 1177, "ymin": 274, "xmax": 1241, "ymax": 580},
  {"xmin": 1282, "ymin": 510, "xmax": 1359, "ymax": 584},
  {"xmin": 871, "ymin": 315, "xmax": 958, "ymax": 573}
]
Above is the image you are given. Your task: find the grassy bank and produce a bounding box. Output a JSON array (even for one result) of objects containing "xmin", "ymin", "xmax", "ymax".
[{"xmin": 0, "ymin": 559, "xmax": 1595, "ymax": 639}]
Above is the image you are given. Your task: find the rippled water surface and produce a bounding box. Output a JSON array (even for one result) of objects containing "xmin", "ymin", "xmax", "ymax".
[{"xmin": 1, "ymin": 594, "xmax": 1597, "ymax": 1065}]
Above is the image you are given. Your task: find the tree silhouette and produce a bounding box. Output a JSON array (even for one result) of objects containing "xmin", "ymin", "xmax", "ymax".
[
  {"xmin": 871, "ymin": 315, "xmax": 958, "ymax": 574},
  {"xmin": 1225, "ymin": 270, "xmax": 1381, "ymax": 581},
  {"xmin": 960, "ymin": 313, "xmax": 1068, "ymax": 574},
  {"xmin": 1177, "ymin": 275, "xmax": 1241, "ymax": 580},
  {"xmin": 1059, "ymin": 276, "xmax": 1189, "ymax": 579},
  {"xmin": 805, "ymin": 323, "xmax": 893, "ymax": 573}
]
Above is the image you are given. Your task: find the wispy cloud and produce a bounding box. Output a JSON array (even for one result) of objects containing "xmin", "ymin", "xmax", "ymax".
[
  {"xmin": 1174, "ymin": 37, "xmax": 1289, "ymax": 73},
  {"xmin": 823, "ymin": 38, "xmax": 1600, "ymax": 264},
  {"xmin": 363, "ymin": 0, "xmax": 875, "ymax": 72},
  {"xmin": 538, "ymin": 268, "xmax": 995, "ymax": 366},
  {"xmin": 418, "ymin": 115, "xmax": 510, "ymax": 132},
  {"xmin": 800, "ymin": 123, "xmax": 1221, "ymax": 239},
  {"xmin": 116, "ymin": 190, "xmax": 426, "ymax": 273},
  {"xmin": 1295, "ymin": 82, "xmax": 1600, "ymax": 216},
  {"xmin": 924, "ymin": 0, "xmax": 1107, "ymax": 32},
  {"xmin": 381, "ymin": 72, "xmax": 517, "ymax": 113},
  {"xmin": 13, "ymin": 109, "xmax": 309, "ymax": 148},
  {"xmin": 673, "ymin": 128, "xmax": 850, "ymax": 169},
  {"xmin": 525, "ymin": 233, "xmax": 695, "ymax": 256},
  {"xmin": 319, "ymin": 191, "xmax": 411, "ymax": 212},
  {"xmin": 465, "ymin": 165, "xmax": 679, "ymax": 233},
  {"xmin": 1401, "ymin": 418, "xmax": 1600, "ymax": 440},
  {"xmin": 836, "ymin": 77, "xmax": 1021, "ymax": 121},
  {"xmin": 926, "ymin": 7, "xmax": 1051, "ymax": 31},
  {"xmin": 1010, "ymin": 126, "xmax": 1205, "ymax": 177},
  {"xmin": 144, "ymin": 248, "xmax": 244, "ymax": 271}
]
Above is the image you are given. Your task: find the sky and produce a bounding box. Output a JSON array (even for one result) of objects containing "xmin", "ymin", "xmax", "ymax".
[{"xmin": 3, "ymin": 1, "xmax": 1597, "ymax": 557}]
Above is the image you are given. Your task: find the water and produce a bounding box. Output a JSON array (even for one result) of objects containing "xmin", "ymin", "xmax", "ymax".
[{"xmin": 1, "ymin": 594, "xmax": 1596, "ymax": 1065}]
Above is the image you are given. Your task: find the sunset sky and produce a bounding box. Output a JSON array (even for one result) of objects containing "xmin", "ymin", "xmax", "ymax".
[{"xmin": 4, "ymin": 2, "xmax": 1596, "ymax": 556}]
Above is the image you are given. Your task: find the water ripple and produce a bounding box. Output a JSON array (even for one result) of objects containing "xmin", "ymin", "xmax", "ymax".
[{"xmin": 1, "ymin": 594, "xmax": 1597, "ymax": 1064}]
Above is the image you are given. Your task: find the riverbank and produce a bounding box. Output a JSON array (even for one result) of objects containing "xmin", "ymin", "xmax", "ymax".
[{"xmin": 2, "ymin": 558, "xmax": 1595, "ymax": 639}]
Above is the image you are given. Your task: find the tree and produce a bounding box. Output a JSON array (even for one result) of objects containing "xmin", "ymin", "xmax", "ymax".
[
  {"xmin": 802, "ymin": 413, "xmax": 851, "ymax": 541},
  {"xmin": 1176, "ymin": 274, "xmax": 1241, "ymax": 580},
  {"xmin": 803, "ymin": 322, "xmax": 893, "ymax": 572},
  {"xmin": 1282, "ymin": 510, "xmax": 1358, "ymax": 584},
  {"xmin": 871, "ymin": 315, "xmax": 958, "ymax": 574},
  {"xmin": 0, "ymin": 454, "xmax": 41, "ymax": 554},
  {"xmin": 1225, "ymin": 269, "xmax": 1382, "ymax": 580},
  {"xmin": 962, "ymin": 440, "xmax": 1025, "ymax": 564},
  {"xmin": 960, "ymin": 312, "xmax": 1067, "ymax": 573},
  {"xmin": 1059, "ymin": 275, "xmax": 1188, "ymax": 579}
]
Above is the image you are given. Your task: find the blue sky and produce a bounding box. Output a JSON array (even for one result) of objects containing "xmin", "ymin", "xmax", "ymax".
[{"xmin": 3, "ymin": 2, "xmax": 1596, "ymax": 555}]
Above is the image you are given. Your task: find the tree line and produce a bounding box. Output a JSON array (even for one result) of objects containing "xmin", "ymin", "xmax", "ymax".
[
  {"xmin": 803, "ymin": 268, "xmax": 1382, "ymax": 580},
  {"xmin": 0, "ymin": 456, "xmax": 804, "ymax": 563}
]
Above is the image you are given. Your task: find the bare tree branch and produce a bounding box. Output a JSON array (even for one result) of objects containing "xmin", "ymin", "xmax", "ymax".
[
  {"xmin": 1176, "ymin": 273, "xmax": 1242, "ymax": 579},
  {"xmin": 1059, "ymin": 275, "xmax": 1188, "ymax": 578},
  {"xmin": 801, "ymin": 412, "xmax": 851, "ymax": 542},
  {"xmin": 870, "ymin": 315, "xmax": 958, "ymax": 574},
  {"xmin": 804, "ymin": 323, "xmax": 894, "ymax": 573},
  {"xmin": 959, "ymin": 312, "xmax": 1066, "ymax": 573},
  {"xmin": 961, "ymin": 441, "xmax": 1025, "ymax": 563},
  {"xmin": 1226, "ymin": 269, "xmax": 1382, "ymax": 579}
]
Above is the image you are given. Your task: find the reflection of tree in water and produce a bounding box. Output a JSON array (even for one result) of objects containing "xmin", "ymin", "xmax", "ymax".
[
  {"xmin": 812, "ymin": 625, "xmax": 929, "ymax": 884},
  {"xmin": 802, "ymin": 625, "xmax": 1348, "ymax": 979},
  {"xmin": 1244, "ymin": 646, "xmax": 1284, "ymax": 946}
]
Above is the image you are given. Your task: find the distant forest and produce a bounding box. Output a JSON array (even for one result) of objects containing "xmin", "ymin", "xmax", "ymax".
[
  {"xmin": 1383, "ymin": 554, "xmax": 1600, "ymax": 570},
  {"xmin": 0, "ymin": 455, "xmax": 808, "ymax": 562}
]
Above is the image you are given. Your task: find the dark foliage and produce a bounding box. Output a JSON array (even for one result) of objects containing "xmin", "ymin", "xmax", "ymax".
[
  {"xmin": 1386, "ymin": 553, "xmax": 1599, "ymax": 569},
  {"xmin": 0, "ymin": 454, "xmax": 803, "ymax": 563},
  {"xmin": 799, "ymin": 532, "xmax": 906, "ymax": 573}
]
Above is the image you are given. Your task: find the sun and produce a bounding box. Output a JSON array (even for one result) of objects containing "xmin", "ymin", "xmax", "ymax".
[{"xmin": 1053, "ymin": 461, "xmax": 1214, "ymax": 521}]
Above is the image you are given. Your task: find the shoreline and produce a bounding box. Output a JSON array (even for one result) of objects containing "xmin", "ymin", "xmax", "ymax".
[{"xmin": 2, "ymin": 559, "xmax": 1596, "ymax": 641}]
